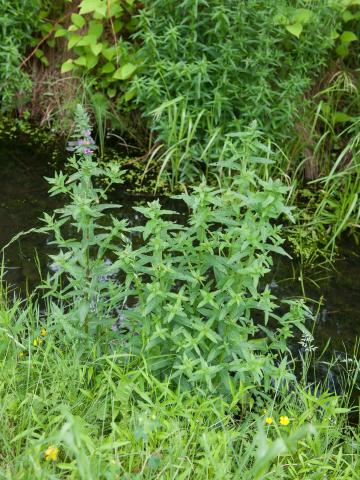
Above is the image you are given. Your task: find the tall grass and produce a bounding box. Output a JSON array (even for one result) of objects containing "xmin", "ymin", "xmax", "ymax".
[
  {"xmin": 0, "ymin": 290, "xmax": 359, "ymax": 479},
  {"xmin": 1, "ymin": 106, "xmax": 359, "ymax": 478}
]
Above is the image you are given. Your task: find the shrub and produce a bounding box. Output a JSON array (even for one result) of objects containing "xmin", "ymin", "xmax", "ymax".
[
  {"xmin": 133, "ymin": 0, "xmax": 338, "ymax": 148},
  {"xmin": 0, "ymin": 0, "xmax": 42, "ymax": 110},
  {"xmin": 38, "ymin": 106, "xmax": 309, "ymax": 397}
]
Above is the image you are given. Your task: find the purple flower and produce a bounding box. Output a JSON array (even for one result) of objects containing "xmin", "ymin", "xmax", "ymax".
[
  {"xmin": 84, "ymin": 129, "xmax": 92, "ymax": 137},
  {"xmin": 83, "ymin": 148, "xmax": 93, "ymax": 155}
]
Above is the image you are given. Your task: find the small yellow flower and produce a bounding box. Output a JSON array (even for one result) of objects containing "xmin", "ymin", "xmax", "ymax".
[
  {"xmin": 18, "ymin": 351, "xmax": 25, "ymax": 359},
  {"xmin": 263, "ymin": 408, "xmax": 268, "ymax": 414},
  {"xmin": 265, "ymin": 417, "xmax": 273, "ymax": 425},
  {"xmin": 40, "ymin": 328, "xmax": 47, "ymax": 337},
  {"xmin": 279, "ymin": 415, "xmax": 290, "ymax": 426},
  {"xmin": 45, "ymin": 446, "xmax": 59, "ymax": 462},
  {"xmin": 33, "ymin": 338, "xmax": 43, "ymax": 347}
]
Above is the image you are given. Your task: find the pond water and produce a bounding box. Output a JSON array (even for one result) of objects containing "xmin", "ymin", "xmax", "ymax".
[{"xmin": 1, "ymin": 136, "xmax": 360, "ymax": 358}]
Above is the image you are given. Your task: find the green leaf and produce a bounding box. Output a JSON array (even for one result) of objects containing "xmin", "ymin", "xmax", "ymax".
[
  {"xmin": 34, "ymin": 48, "xmax": 45, "ymax": 59},
  {"xmin": 71, "ymin": 13, "xmax": 86, "ymax": 28},
  {"xmin": 80, "ymin": 0, "xmax": 106, "ymax": 17},
  {"xmin": 340, "ymin": 31, "xmax": 358, "ymax": 43},
  {"xmin": 68, "ymin": 34, "xmax": 82, "ymax": 49},
  {"xmin": 74, "ymin": 56, "xmax": 87, "ymax": 67},
  {"xmin": 55, "ymin": 28, "xmax": 68, "ymax": 38},
  {"xmin": 90, "ymin": 43, "xmax": 103, "ymax": 56},
  {"xmin": 61, "ymin": 59, "xmax": 75, "ymax": 73},
  {"xmin": 293, "ymin": 8, "xmax": 312, "ymax": 24},
  {"xmin": 77, "ymin": 34, "xmax": 98, "ymax": 47},
  {"xmin": 101, "ymin": 62, "xmax": 115, "ymax": 73},
  {"xmin": 336, "ymin": 43, "xmax": 349, "ymax": 57},
  {"xmin": 343, "ymin": 10, "xmax": 354, "ymax": 22},
  {"xmin": 107, "ymin": 88, "xmax": 117, "ymax": 98},
  {"xmin": 124, "ymin": 88, "xmax": 136, "ymax": 102},
  {"xmin": 88, "ymin": 20, "xmax": 104, "ymax": 39},
  {"xmin": 333, "ymin": 111, "xmax": 353, "ymax": 124},
  {"xmin": 79, "ymin": 0, "xmax": 100, "ymax": 14},
  {"xmin": 102, "ymin": 47, "xmax": 115, "ymax": 61},
  {"xmin": 86, "ymin": 54, "xmax": 99, "ymax": 69},
  {"xmin": 113, "ymin": 19, "xmax": 124, "ymax": 33},
  {"xmin": 113, "ymin": 63, "xmax": 137, "ymax": 80},
  {"xmin": 109, "ymin": 3, "xmax": 123, "ymax": 16},
  {"xmin": 285, "ymin": 23, "xmax": 303, "ymax": 38}
]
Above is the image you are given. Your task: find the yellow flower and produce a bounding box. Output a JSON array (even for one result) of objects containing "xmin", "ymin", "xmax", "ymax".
[
  {"xmin": 265, "ymin": 417, "xmax": 273, "ymax": 425},
  {"xmin": 279, "ymin": 415, "xmax": 290, "ymax": 426},
  {"xmin": 33, "ymin": 338, "xmax": 43, "ymax": 347},
  {"xmin": 40, "ymin": 328, "xmax": 47, "ymax": 337},
  {"xmin": 45, "ymin": 446, "xmax": 59, "ymax": 462},
  {"xmin": 18, "ymin": 351, "xmax": 25, "ymax": 359}
]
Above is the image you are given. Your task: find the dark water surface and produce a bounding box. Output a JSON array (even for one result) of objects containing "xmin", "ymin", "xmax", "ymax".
[{"xmin": 1, "ymin": 137, "xmax": 360, "ymax": 356}]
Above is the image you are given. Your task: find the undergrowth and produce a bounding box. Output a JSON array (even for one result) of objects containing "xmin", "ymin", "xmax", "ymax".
[{"xmin": 0, "ymin": 106, "xmax": 359, "ymax": 479}]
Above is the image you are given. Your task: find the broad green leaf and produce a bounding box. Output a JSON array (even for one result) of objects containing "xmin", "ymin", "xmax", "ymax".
[
  {"xmin": 107, "ymin": 88, "xmax": 117, "ymax": 98},
  {"xmin": 333, "ymin": 111, "xmax": 353, "ymax": 124},
  {"xmin": 293, "ymin": 8, "xmax": 312, "ymax": 24},
  {"xmin": 74, "ymin": 56, "xmax": 87, "ymax": 67},
  {"xmin": 101, "ymin": 62, "xmax": 115, "ymax": 73},
  {"xmin": 68, "ymin": 34, "xmax": 81, "ymax": 49},
  {"xmin": 55, "ymin": 28, "xmax": 68, "ymax": 38},
  {"xmin": 61, "ymin": 59, "xmax": 75, "ymax": 73},
  {"xmin": 343, "ymin": 10, "xmax": 354, "ymax": 22},
  {"xmin": 71, "ymin": 13, "xmax": 85, "ymax": 28},
  {"xmin": 86, "ymin": 54, "xmax": 99, "ymax": 69},
  {"xmin": 79, "ymin": 0, "xmax": 100, "ymax": 14},
  {"xmin": 102, "ymin": 47, "xmax": 115, "ymax": 61},
  {"xmin": 88, "ymin": 20, "xmax": 104, "ymax": 39},
  {"xmin": 336, "ymin": 43, "xmax": 349, "ymax": 57},
  {"xmin": 285, "ymin": 23, "xmax": 303, "ymax": 38},
  {"xmin": 90, "ymin": 43, "xmax": 103, "ymax": 56},
  {"xmin": 113, "ymin": 63, "xmax": 137, "ymax": 80},
  {"xmin": 77, "ymin": 34, "xmax": 98, "ymax": 47},
  {"xmin": 124, "ymin": 88, "xmax": 136, "ymax": 101},
  {"xmin": 109, "ymin": 3, "xmax": 123, "ymax": 16},
  {"xmin": 340, "ymin": 31, "xmax": 358, "ymax": 43},
  {"xmin": 113, "ymin": 19, "xmax": 124, "ymax": 33}
]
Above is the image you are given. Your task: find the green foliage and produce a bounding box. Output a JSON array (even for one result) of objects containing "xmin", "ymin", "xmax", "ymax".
[
  {"xmin": 134, "ymin": 1, "xmax": 338, "ymax": 148},
  {"xmin": 37, "ymin": 107, "xmax": 308, "ymax": 396},
  {"xmin": 39, "ymin": 105, "xmax": 126, "ymax": 336},
  {"xmin": 122, "ymin": 159, "xmax": 309, "ymax": 395},
  {"xmin": 57, "ymin": 0, "xmax": 140, "ymax": 101},
  {"xmin": 0, "ymin": 293, "xmax": 359, "ymax": 478},
  {"xmin": 0, "ymin": 0, "xmax": 42, "ymax": 110},
  {"xmin": 329, "ymin": 0, "xmax": 360, "ymax": 57}
]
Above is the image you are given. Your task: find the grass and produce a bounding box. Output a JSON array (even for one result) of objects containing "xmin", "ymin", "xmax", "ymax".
[{"xmin": 0, "ymin": 288, "xmax": 359, "ymax": 479}]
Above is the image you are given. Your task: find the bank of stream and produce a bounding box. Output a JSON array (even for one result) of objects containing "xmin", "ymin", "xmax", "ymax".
[{"xmin": 1, "ymin": 135, "xmax": 360, "ymax": 359}]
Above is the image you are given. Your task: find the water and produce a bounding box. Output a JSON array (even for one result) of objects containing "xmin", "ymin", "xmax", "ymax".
[{"xmin": 1, "ymin": 136, "xmax": 360, "ymax": 356}]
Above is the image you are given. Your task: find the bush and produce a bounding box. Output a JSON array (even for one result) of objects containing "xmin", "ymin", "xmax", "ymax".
[
  {"xmin": 134, "ymin": 0, "xmax": 338, "ymax": 147},
  {"xmin": 0, "ymin": 0, "xmax": 42, "ymax": 110},
  {"xmin": 36, "ymin": 106, "xmax": 309, "ymax": 397}
]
